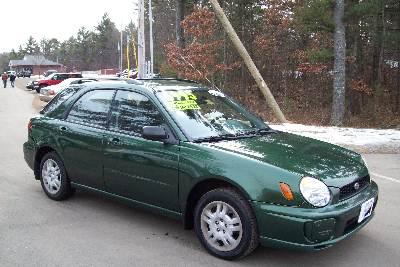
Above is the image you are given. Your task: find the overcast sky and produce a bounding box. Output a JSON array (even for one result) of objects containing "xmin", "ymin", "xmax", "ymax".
[{"xmin": 0, "ymin": 0, "xmax": 137, "ymax": 52}]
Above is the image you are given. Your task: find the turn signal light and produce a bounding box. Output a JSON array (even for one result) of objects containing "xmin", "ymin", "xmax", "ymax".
[
  {"xmin": 279, "ymin": 183, "xmax": 294, "ymax": 201},
  {"xmin": 28, "ymin": 120, "xmax": 33, "ymax": 131},
  {"xmin": 49, "ymin": 90, "xmax": 55, "ymax": 95}
]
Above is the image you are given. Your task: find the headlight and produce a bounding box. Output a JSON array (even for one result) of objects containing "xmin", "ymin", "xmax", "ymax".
[{"xmin": 300, "ymin": 177, "xmax": 331, "ymax": 207}]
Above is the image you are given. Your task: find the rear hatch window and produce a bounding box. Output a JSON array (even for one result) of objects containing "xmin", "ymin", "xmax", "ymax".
[{"xmin": 40, "ymin": 87, "xmax": 80, "ymax": 115}]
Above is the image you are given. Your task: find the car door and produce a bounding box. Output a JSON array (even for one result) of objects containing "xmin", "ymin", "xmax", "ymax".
[
  {"xmin": 103, "ymin": 90, "xmax": 180, "ymax": 211},
  {"xmin": 47, "ymin": 74, "xmax": 58, "ymax": 86},
  {"xmin": 57, "ymin": 89, "xmax": 116, "ymax": 190}
]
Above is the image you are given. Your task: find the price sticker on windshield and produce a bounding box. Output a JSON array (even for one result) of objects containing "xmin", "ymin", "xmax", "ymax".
[
  {"xmin": 173, "ymin": 100, "xmax": 201, "ymax": 110},
  {"xmin": 166, "ymin": 92, "xmax": 201, "ymax": 111}
]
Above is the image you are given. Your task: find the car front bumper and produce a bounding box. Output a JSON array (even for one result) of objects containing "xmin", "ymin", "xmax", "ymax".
[{"xmin": 253, "ymin": 181, "xmax": 378, "ymax": 250}]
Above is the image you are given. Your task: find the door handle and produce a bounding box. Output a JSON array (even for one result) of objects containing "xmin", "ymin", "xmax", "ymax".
[
  {"xmin": 59, "ymin": 126, "xmax": 68, "ymax": 132},
  {"xmin": 108, "ymin": 137, "xmax": 120, "ymax": 145}
]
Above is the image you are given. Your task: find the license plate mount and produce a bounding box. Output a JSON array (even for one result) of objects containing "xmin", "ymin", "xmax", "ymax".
[{"xmin": 358, "ymin": 198, "xmax": 375, "ymax": 223}]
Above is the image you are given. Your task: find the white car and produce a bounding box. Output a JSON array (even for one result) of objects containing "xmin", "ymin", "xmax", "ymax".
[{"xmin": 39, "ymin": 78, "xmax": 97, "ymax": 102}]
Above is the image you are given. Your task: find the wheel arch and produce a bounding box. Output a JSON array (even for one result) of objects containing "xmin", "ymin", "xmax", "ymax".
[
  {"xmin": 33, "ymin": 145, "xmax": 61, "ymax": 180},
  {"xmin": 183, "ymin": 178, "xmax": 252, "ymax": 230}
]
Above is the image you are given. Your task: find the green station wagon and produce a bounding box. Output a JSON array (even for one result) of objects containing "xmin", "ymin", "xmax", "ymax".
[{"xmin": 23, "ymin": 79, "xmax": 378, "ymax": 260}]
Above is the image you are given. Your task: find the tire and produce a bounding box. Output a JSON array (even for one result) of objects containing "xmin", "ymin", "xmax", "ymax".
[
  {"xmin": 194, "ymin": 187, "xmax": 259, "ymax": 260},
  {"xmin": 36, "ymin": 84, "xmax": 46, "ymax": 93},
  {"xmin": 39, "ymin": 152, "xmax": 73, "ymax": 201}
]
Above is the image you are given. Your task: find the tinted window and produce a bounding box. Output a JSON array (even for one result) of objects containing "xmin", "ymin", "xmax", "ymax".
[
  {"xmin": 110, "ymin": 91, "xmax": 164, "ymax": 134},
  {"xmin": 70, "ymin": 73, "xmax": 83, "ymax": 78},
  {"xmin": 59, "ymin": 74, "xmax": 70, "ymax": 80},
  {"xmin": 42, "ymin": 87, "xmax": 80, "ymax": 114},
  {"xmin": 67, "ymin": 90, "xmax": 115, "ymax": 128}
]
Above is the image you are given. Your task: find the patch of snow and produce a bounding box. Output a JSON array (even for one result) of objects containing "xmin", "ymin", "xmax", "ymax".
[{"xmin": 270, "ymin": 123, "xmax": 400, "ymax": 153}]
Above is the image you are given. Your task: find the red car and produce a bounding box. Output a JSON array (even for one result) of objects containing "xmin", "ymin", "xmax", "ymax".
[{"xmin": 34, "ymin": 73, "xmax": 82, "ymax": 93}]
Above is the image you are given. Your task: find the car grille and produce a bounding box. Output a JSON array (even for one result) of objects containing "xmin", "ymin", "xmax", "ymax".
[{"xmin": 339, "ymin": 175, "xmax": 370, "ymax": 200}]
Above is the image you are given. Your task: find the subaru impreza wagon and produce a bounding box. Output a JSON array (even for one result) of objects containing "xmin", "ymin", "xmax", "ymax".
[{"xmin": 23, "ymin": 79, "xmax": 378, "ymax": 260}]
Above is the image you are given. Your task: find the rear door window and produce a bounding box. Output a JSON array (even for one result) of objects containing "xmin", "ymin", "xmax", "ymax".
[
  {"xmin": 70, "ymin": 73, "xmax": 83, "ymax": 78},
  {"xmin": 67, "ymin": 90, "xmax": 115, "ymax": 128},
  {"xmin": 59, "ymin": 74, "xmax": 69, "ymax": 80}
]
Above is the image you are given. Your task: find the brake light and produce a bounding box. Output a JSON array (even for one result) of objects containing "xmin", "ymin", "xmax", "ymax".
[{"xmin": 28, "ymin": 120, "xmax": 33, "ymax": 131}]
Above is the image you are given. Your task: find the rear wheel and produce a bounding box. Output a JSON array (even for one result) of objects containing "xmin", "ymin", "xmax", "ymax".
[
  {"xmin": 194, "ymin": 187, "xmax": 259, "ymax": 260},
  {"xmin": 39, "ymin": 152, "xmax": 73, "ymax": 201}
]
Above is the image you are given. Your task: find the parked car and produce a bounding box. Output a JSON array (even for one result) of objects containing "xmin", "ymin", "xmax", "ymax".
[
  {"xmin": 17, "ymin": 70, "xmax": 31, "ymax": 78},
  {"xmin": 34, "ymin": 73, "xmax": 83, "ymax": 93},
  {"xmin": 43, "ymin": 70, "xmax": 58, "ymax": 77},
  {"xmin": 23, "ymin": 79, "xmax": 378, "ymax": 260},
  {"xmin": 6, "ymin": 70, "xmax": 16, "ymax": 76},
  {"xmin": 39, "ymin": 78, "xmax": 98, "ymax": 102},
  {"xmin": 117, "ymin": 69, "xmax": 138, "ymax": 79},
  {"xmin": 26, "ymin": 80, "xmax": 35, "ymax": 89}
]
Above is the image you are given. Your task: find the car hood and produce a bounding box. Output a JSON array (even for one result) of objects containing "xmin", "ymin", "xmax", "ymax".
[{"xmin": 202, "ymin": 131, "xmax": 367, "ymax": 186}]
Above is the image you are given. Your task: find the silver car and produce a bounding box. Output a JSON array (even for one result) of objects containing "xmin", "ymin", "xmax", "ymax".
[{"xmin": 39, "ymin": 78, "xmax": 97, "ymax": 102}]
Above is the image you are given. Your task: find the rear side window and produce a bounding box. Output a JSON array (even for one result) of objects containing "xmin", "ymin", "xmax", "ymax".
[
  {"xmin": 59, "ymin": 74, "xmax": 69, "ymax": 80},
  {"xmin": 41, "ymin": 87, "xmax": 80, "ymax": 115},
  {"xmin": 109, "ymin": 91, "xmax": 164, "ymax": 135},
  {"xmin": 67, "ymin": 90, "xmax": 115, "ymax": 128},
  {"xmin": 70, "ymin": 74, "xmax": 83, "ymax": 78}
]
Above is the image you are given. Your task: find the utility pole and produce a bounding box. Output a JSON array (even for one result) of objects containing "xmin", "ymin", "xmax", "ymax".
[
  {"xmin": 120, "ymin": 28, "xmax": 123, "ymax": 72},
  {"xmin": 209, "ymin": 0, "xmax": 287, "ymax": 123},
  {"xmin": 137, "ymin": 0, "xmax": 146, "ymax": 78},
  {"xmin": 149, "ymin": 0, "xmax": 154, "ymax": 76}
]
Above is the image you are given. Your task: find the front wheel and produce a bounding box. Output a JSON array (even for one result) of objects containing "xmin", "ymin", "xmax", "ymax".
[
  {"xmin": 39, "ymin": 152, "xmax": 73, "ymax": 201},
  {"xmin": 36, "ymin": 84, "xmax": 46, "ymax": 93},
  {"xmin": 194, "ymin": 187, "xmax": 259, "ymax": 260}
]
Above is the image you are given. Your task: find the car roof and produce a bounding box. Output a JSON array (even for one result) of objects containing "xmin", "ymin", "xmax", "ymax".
[
  {"xmin": 82, "ymin": 78, "xmax": 205, "ymax": 94},
  {"xmin": 53, "ymin": 72, "xmax": 82, "ymax": 75}
]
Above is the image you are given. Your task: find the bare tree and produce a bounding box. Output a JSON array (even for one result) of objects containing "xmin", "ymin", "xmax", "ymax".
[{"xmin": 331, "ymin": 0, "xmax": 346, "ymax": 126}]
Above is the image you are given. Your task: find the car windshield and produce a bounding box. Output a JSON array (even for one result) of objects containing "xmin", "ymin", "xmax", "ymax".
[
  {"xmin": 156, "ymin": 89, "xmax": 269, "ymax": 141},
  {"xmin": 45, "ymin": 73, "xmax": 56, "ymax": 80},
  {"xmin": 58, "ymin": 78, "xmax": 77, "ymax": 87}
]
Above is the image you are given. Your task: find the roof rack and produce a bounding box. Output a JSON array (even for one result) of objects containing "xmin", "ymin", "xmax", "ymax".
[{"xmin": 136, "ymin": 77, "xmax": 198, "ymax": 84}]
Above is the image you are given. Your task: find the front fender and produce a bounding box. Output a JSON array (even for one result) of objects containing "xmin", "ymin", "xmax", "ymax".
[{"xmin": 178, "ymin": 143, "xmax": 303, "ymax": 208}]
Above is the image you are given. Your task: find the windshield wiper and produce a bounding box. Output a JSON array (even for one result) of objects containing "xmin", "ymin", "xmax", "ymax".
[
  {"xmin": 193, "ymin": 136, "xmax": 223, "ymax": 143},
  {"xmin": 193, "ymin": 133, "xmax": 237, "ymax": 143},
  {"xmin": 236, "ymin": 128, "xmax": 277, "ymax": 137},
  {"xmin": 256, "ymin": 128, "xmax": 277, "ymax": 135},
  {"xmin": 193, "ymin": 129, "xmax": 276, "ymax": 143}
]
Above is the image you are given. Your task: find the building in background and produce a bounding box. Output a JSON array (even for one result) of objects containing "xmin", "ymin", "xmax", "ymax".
[{"xmin": 9, "ymin": 55, "xmax": 65, "ymax": 75}]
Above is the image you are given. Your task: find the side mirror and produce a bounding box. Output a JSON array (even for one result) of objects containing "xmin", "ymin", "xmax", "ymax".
[{"xmin": 142, "ymin": 126, "xmax": 168, "ymax": 141}]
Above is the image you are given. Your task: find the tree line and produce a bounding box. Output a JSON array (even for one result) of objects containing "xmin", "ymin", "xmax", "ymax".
[
  {"xmin": 1, "ymin": 13, "xmax": 125, "ymax": 72},
  {"xmin": 1, "ymin": 1, "xmax": 398, "ymax": 127},
  {"xmin": 160, "ymin": 0, "xmax": 399, "ymax": 127}
]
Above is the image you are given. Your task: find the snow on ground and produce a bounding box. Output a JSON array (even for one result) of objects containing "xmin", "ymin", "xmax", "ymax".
[{"xmin": 271, "ymin": 123, "xmax": 400, "ymax": 153}]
